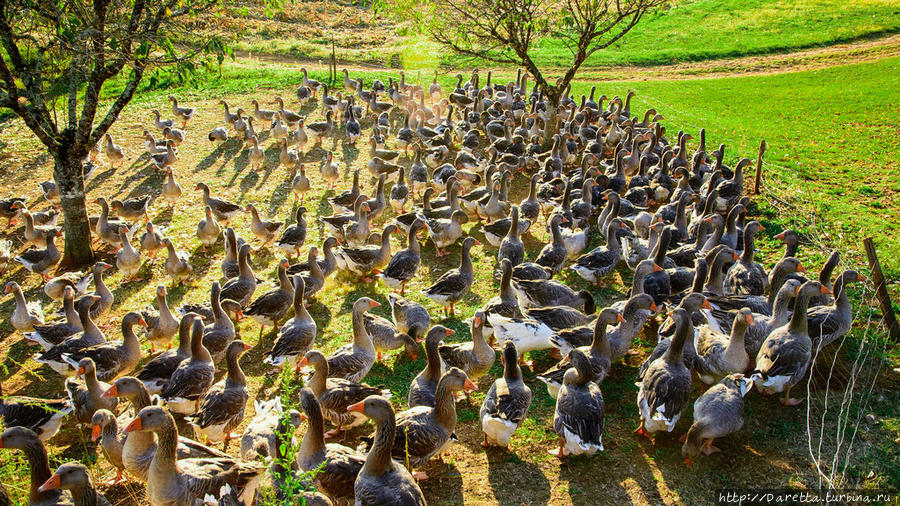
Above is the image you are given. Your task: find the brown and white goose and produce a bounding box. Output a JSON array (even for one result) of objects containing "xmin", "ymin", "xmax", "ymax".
[
  {"xmin": 439, "ymin": 310, "xmax": 495, "ymax": 382},
  {"xmin": 201, "ymin": 281, "xmax": 238, "ymax": 363},
  {"xmin": 682, "ymin": 373, "xmax": 754, "ymax": 467},
  {"xmin": 808, "ymin": 270, "xmax": 865, "ymax": 351},
  {"xmin": 636, "ymin": 308, "xmax": 692, "ymax": 439},
  {"xmin": 423, "ymin": 237, "xmax": 478, "ymax": 316},
  {"xmin": 38, "ymin": 461, "xmax": 111, "ymax": 506},
  {"xmin": 195, "ymin": 183, "xmax": 242, "ymax": 224},
  {"xmin": 5, "ymin": 280, "xmax": 44, "ymax": 332},
  {"xmin": 378, "ymin": 218, "xmax": 425, "ymax": 295},
  {"xmin": 220, "ymin": 244, "xmax": 257, "ymax": 307},
  {"xmin": 141, "ymin": 286, "xmax": 179, "ymax": 352},
  {"xmin": 0, "ymin": 382, "xmax": 71, "ymax": 441},
  {"xmin": 35, "ymin": 295, "xmax": 105, "ymax": 376},
  {"xmin": 65, "ymin": 357, "xmax": 118, "ymax": 425},
  {"xmin": 408, "ymin": 326, "xmax": 453, "ymax": 409},
  {"xmin": 62, "ymin": 311, "xmax": 146, "ymax": 381},
  {"xmin": 694, "ymin": 307, "xmax": 753, "ymax": 385},
  {"xmin": 347, "ymin": 396, "xmax": 426, "ymax": 505},
  {"xmin": 124, "ymin": 406, "xmax": 263, "ymax": 505},
  {"xmin": 550, "ymin": 348, "xmax": 605, "ymax": 458},
  {"xmin": 244, "ymin": 259, "xmax": 293, "ymax": 338}
]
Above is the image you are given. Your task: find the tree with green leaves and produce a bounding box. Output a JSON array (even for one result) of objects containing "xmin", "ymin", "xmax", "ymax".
[
  {"xmin": 0, "ymin": 0, "xmax": 225, "ymax": 267},
  {"xmin": 393, "ymin": 0, "xmax": 667, "ymax": 145}
]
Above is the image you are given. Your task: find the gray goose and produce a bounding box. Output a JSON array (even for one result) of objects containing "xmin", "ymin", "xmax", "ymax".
[
  {"xmin": 62, "ymin": 311, "xmax": 146, "ymax": 381},
  {"xmin": 101, "ymin": 376, "xmax": 228, "ymax": 480},
  {"xmin": 220, "ymin": 244, "xmax": 257, "ymax": 307},
  {"xmin": 195, "ymin": 183, "xmax": 242, "ymax": 224},
  {"xmin": 423, "ymin": 237, "xmax": 479, "ymax": 316},
  {"xmin": 439, "ymin": 310, "xmax": 495, "ymax": 382},
  {"xmin": 124, "ymin": 406, "xmax": 263, "ymax": 505},
  {"xmin": 201, "ymin": 281, "xmax": 238, "ymax": 363},
  {"xmin": 752, "ymin": 281, "xmax": 831, "ymax": 406},
  {"xmin": 15, "ymin": 228, "xmax": 62, "ymax": 281},
  {"xmin": 408, "ymin": 326, "xmax": 453, "ymax": 409},
  {"xmin": 296, "ymin": 387, "xmax": 366, "ymax": 505},
  {"xmin": 276, "ymin": 206, "xmax": 308, "ymax": 258},
  {"xmin": 480, "ymin": 258, "xmax": 522, "ymax": 339},
  {"xmin": 0, "ymin": 427, "xmax": 73, "ymax": 505},
  {"xmin": 550, "ymin": 347, "xmax": 605, "ymax": 458},
  {"xmin": 302, "ymin": 350, "xmax": 389, "ymax": 438},
  {"xmin": 539, "ymin": 308, "xmax": 623, "ymax": 399},
  {"xmin": 0, "ymin": 382, "xmax": 71, "ymax": 442},
  {"xmin": 348, "ymin": 396, "xmax": 426, "ymax": 505},
  {"xmin": 34, "ymin": 295, "xmax": 106, "ymax": 376},
  {"xmin": 187, "ymin": 340, "xmax": 252, "ymax": 447},
  {"xmin": 636, "ymin": 308, "xmax": 692, "ymax": 439},
  {"xmin": 808, "ymin": 270, "xmax": 865, "ymax": 350},
  {"xmin": 137, "ymin": 313, "xmax": 198, "ymax": 394},
  {"xmin": 388, "ymin": 293, "xmax": 431, "ymax": 343},
  {"xmin": 724, "ymin": 221, "xmax": 768, "ymax": 296},
  {"xmin": 141, "ymin": 285, "xmax": 179, "ymax": 352},
  {"xmin": 244, "ymin": 259, "xmax": 293, "ymax": 338},
  {"xmin": 65, "ymin": 357, "xmax": 118, "ymax": 425},
  {"xmin": 361, "ymin": 368, "xmax": 476, "ymax": 480},
  {"xmin": 326, "ymin": 297, "xmax": 380, "ymax": 382},
  {"xmin": 37, "ymin": 461, "xmax": 111, "ymax": 506},
  {"xmin": 378, "ymin": 219, "xmax": 425, "ymax": 295},
  {"xmin": 263, "ymin": 275, "xmax": 317, "ymax": 370},
  {"xmin": 480, "ymin": 340, "xmax": 532, "ymax": 448},
  {"xmin": 161, "ymin": 317, "xmax": 215, "ymax": 415},
  {"xmin": 365, "ymin": 312, "xmax": 418, "ymax": 362},
  {"xmin": 694, "ymin": 307, "xmax": 753, "ymax": 385},
  {"xmin": 682, "ymin": 373, "xmax": 753, "ymax": 467},
  {"xmin": 497, "ymin": 205, "xmax": 525, "ymax": 267}
]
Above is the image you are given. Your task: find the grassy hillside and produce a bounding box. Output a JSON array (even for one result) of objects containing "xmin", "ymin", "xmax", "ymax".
[
  {"xmin": 0, "ymin": 55, "xmax": 897, "ymax": 504},
  {"xmin": 192, "ymin": 0, "xmax": 900, "ymax": 68}
]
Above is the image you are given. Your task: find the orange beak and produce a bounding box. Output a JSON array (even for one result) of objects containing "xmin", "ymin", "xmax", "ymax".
[
  {"xmin": 820, "ymin": 286, "xmax": 832, "ymax": 295},
  {"xmin": 701, "ymin": 299, "xmax": 713, "ymax": 310},
  {"xmin": 242, "ymin": 342, "xmax": 253, "ymax": 351},
  {"xmin": 347, "ymin": 400, "xmax": 366, "ymax": 413},
  {"xmin": 472, "ymin": 239, "xmax": 482, "ymax": 246},
  {"xmin": 473, "ymin": 316, "xmax": 482, "ymax": 326},
  {"xmin": 649, "ymin": 302, "xmax": 658, "ymax": 312},
  {"xmin": 37, "ymin": 474, "xmax": 61, "ymax": 493},
  {"xmin": 236, "ymin": 310, "xmax": 244, "ymax": 321},
  {"xmin": 774, "ymin": 231, "xmax": 786, "ymax": 240},
  {"xmin": 684, "ymin": 458, "xmax": 692, "ymax": 468},
  {"xmin": 297, "ymin": 356, "xmax": 309, "ymax": 367},
  {"xmin": 299, "ymin": 413, "xmax": 308, "ymax": 421},
  {"xmin": 758, "ymin": 224, "xmax": 765, "ymax": 231},
  {"xmin": 616, "ymin": 313, "xmax": 626, "ymax": 323},
  {"xmin": 745, "ymin": 313, "xmax": 754, "ymax": 325},
  {"xmin": 76, "ymin": 366, "xmax": 85, "ymax": 378},
  {"xmin": 409, "ymin": 351, "xmax": 418, "ymax": 361},
  {"xmin": 732, "ymin": 252, "xmax": 740, "ymax": 261},
  {"xmin": 652, "ymin": 263, "xmax": 663, "ymax": 272},
  {"xmin": 369, "ymin": 300, "xmax": 381, "ymax": 308},
  {"xmin": 445, "ymin": 329, "xmax": 455, "ymax": 337},
  {"xmin": 138, "ymin": 317, "xmax": 148, "ymax": 328},
  {"xmin": 463, "ymin": 379, "xmax": 478, "ymax": 392},
  {"xmin": 124, "ymin": 417, "xmax": 143, "ymax": 433},
  {"xmin": 91, "ymin": 424, "xmax": 102, "ymax": 441},
  {"xmin": 101, "ymin": 385, "xmax": 118, "ymax": 399}
]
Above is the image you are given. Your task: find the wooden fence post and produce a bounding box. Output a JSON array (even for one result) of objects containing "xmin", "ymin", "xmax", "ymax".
[
  {"xmin": 753, "ymin": 139, "xmax": 766, "ymax": 195},
  {"xmin": 863, "ymin": 237, "xmax": 900, "ymax": 341}
]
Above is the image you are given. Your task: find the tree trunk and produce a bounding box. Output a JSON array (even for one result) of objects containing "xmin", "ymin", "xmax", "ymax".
[
  {"xmin": 542, "ymin": 90, "xmax": 562, "ymax": 149},
  {"xmin": 53, "ymin": 153, "xmax": 94, "ymax": 268}
]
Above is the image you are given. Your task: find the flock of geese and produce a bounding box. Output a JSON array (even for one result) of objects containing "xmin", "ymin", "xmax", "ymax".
[{"xmin": 0, "ymin": 67, "xmax": 865, "ymax": 505}]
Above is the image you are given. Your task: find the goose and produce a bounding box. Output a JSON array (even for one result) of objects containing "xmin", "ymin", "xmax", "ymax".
[
  {"xmin": 15, "ymin": 228, "xmax": 62, "ymax": 281},
  {"xmin": 163, "ymin": 238, "xmax": 192, "ymax": 284},
  {"xmin": 752, "ymin": 281, "xmax": 831, "ymax": 405},
  {"xmin": 379, "ymin": 219, "xmax": 425, "ymax": 295},
  {"xmin": 421, "ymin": 210, "xmax": 469, "ymax": 257},
  {"xmin": 239, "ymin": 397, "xmax": 293, "ymax": 461},
  {"xmin": 115, "ymin": 226, "xmax": 142, "ymax": 281},
  {"xmin": 0, "ymin": 238, "xmax": 11, "ymax": 274},
  {"xmin": 291, "ymin": 164, "xmax": 311, "ymax": 204},
  {"xmin": 195, "ymin": 182, "xmax": 242, "ymax": 223},
  {"xmin": 111, "ymin": 196, "xmax": 151, "ymax": 222},
  {"xmin": 168, "ymin": 96, "xmax": 195, "ymax": 127},
  {"xmin": 301, "ymin": 68, "xmax": 322, "ymax": 96},
  {"xmin": 38, "ymin": 180, "xmax": 60, "ymax": 207},
  {"xmin": 388, "ymin": 293, "xmax": 431, "ymax": 344},
  {"xmin": 124, "ymin": 406, "xmax": 263, "ymax": 505},
  {"xmin": 0, "ymin": 427, "xmax": 73, "ymax": 505},
  {"xmin": 249, "ymin": 98, "xmax": 275, "ymax": 122},
  {"xmin": 326, "ymin": 297, "xmax": 380, "ymax": 382},
  {"xmin": 539, "ymin": 308, "xmax": 623, "ymax": 398},
  {"xmin": 187, "ymin": 340, "xmax": 251, "ymax": 447},
  {"xmin": 424, "ymin": 237, "xmax": 479, "ymax": 316},
  {"xmin": 162, "ymin": 125, "xmax": 185, "ymax": 146},
  {"xmin": 0, "ymin": 383, "xmax": 71, "ymax": 441},
  {"xmin": 208, "ymin": 126, "xmax": 228, "ymax": 144},
  {"xmin": 479, "ymin": 340, "xmax": 532, "ymax": 448},
  {"xmin": 439, "ymin": 310, "xmax": 495, "ymax": 381},
  {"xmin": 550, "ymin": 348, "xmax": 605, "ymax": 458},
  {"xmin": 90, "ymin": 408, "xmax": 128, "ymax": 484},
  {"xmin": 497, "ymin": 205, "xmax": 526, "ymax": 266},
  {"xmin": 196, "ymin": 206, "xmax": 221, "ymax": 251},
  {"xmin": 102, "ymin": 133, "xmax": 126, "ymax": 167},
  {"xmin": 535, "ymin": 213, "xmax": 570, "ymax": 274},
  {"xmin": 38, "ymin": 461, "xmax": 111, "ymax": 506},
  {"xmin": 682, "ymin": 373, "xmax": 754, "ymax": 467},
  {"xmin": 808, "ymin": 270, "xmax": 865, "ymax": 350},
  {"xmin": 694, "ymin": 308, "xmax": 753, "ymax": 385},
  {"xmin": 320, "ymin": 150, "xmax": 339, "ymax": 189},
  {"xmin": 570, "ymin": 219, "xmax": 629, "ymax": 284},
  {"xmin": 347, "ymin": 396, "xmax": 426, "ymax": 505},
  {"xmin": 5, "ymin": 281, "xmax": 44, "ymax": 332},
  {"xmin": 300, "ymin": 350, "xmax": 389, "ymax": 438},
  {"xmin": 390, "ymin": 168, "xmax": 410, "ymax": 214},
  {"xmin": 65, "ymin": 357, "xmax": 119, "ymax": 424},
  {"xmin": 263, "ymin": 275, "xmax": 317, "ymax": 370},
  {"xmin": 636, "ymin": 308, "xmax": 692, "ymax": 439},
  {"xmin": 407, "ymin": 325, "xmax": 453, "ymax": 409},
  {"xmin": 62, "ymin": 311, "xmax": 146, "ymax": 381},
  {"xmin": 247, "ymin": 135, "xmax": 266, "ymax": 170},
  {"xmin": 94, "ymin": 196, "xmax": 123, "ymax": 249},
  {"xmin": 274, "ymin": 206, "xmax": 307, "ymax": 258},
  {"xmin": 24, "ymin": 286, "xmax": 81, "ymax": 350},
  {"xmin": 336, "ymin": 224, "xmax": 398, "ymax": 282},
  {"xmin": 34, "ymin": 295, "xmax": 106, "ymax": 375},
  {"xmin": 359, "ymin": 368, "xmax": 475, "ymax": 480},
  {"xmin": 513, "ymin": 277, "xmax": 595, "ymax": 313},
  {"xmin": 141, "ymin": 285, "xmax": 179, "ymax": 352},
  {"xmin": 140, "ymin": 222, "xmax": 166, "ymax": 258},
  {"xmin": 307, "ymin": 110, "xmax": 334, "ymax": 145},
  {"xmin": 161, "ymin": 317, "xmax": 216, "ymax": 415},
  {"xmin": 724, "ymin": 221, "xmax": 768, "ymax": 295},
  {"xmin": 245, "ymin": 203, "xmax": 283, "ymax": 248},
  {"xmin": 20, "ymin": 207, "xmax": 57, "ymax": 249},
  {"xmin": 296, "ymin": 387, "xmax": 366, "ymax": 504},
  {"xmin": 136, "ymin": 313, "xmax": 199, "ymax": 394}
]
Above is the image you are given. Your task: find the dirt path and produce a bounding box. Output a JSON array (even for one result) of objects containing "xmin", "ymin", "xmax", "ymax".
[{"xmin": 234, "ymin": 32, "xmax": 900, "ymax": 81}]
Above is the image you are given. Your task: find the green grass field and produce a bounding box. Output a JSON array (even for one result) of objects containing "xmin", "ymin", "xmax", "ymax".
[{"xmin": 194, "ymin": 0, "xmax": 900, "ymax": 69}]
